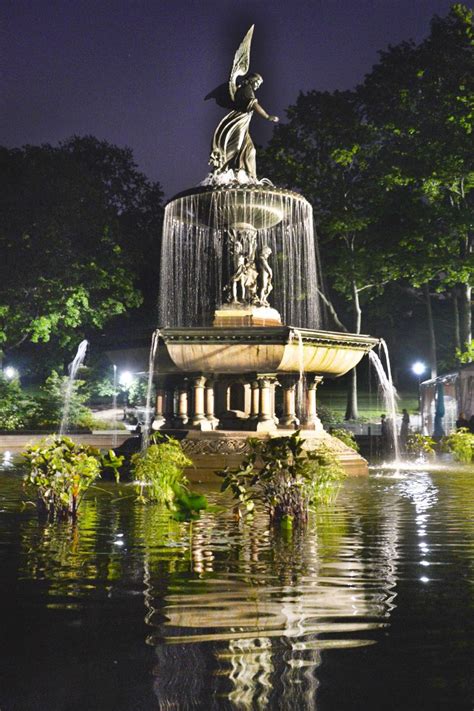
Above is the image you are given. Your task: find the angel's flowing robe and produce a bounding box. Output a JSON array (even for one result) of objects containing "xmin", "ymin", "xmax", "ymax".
[{"xmin": 209, "ymin": 84, "xmax": 258, "ymax": 179}]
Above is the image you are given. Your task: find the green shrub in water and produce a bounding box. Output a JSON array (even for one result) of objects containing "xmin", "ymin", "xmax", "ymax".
[
  {"xmin": 131, "ymin": 434, "xmax": 207, "ymax": 518},
  {"xmin": 331, "ymin": 428, "xmax": 359, "ymax": 452},
  {"xmin": 441, "ymin": 428, "xmax": 474, "ymax": 464},
  {"xmin": 22, "ymin": 435, "xmax": 123, "ymax": 518},
  {"xmin": 217, "ymin": 431, "xmax": 345, "ymax": 527}
]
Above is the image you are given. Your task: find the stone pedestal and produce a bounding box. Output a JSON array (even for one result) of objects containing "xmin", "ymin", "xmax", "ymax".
[{"xmin": 213, "ymin": 304, "xmax": 282, "ymax": 328}]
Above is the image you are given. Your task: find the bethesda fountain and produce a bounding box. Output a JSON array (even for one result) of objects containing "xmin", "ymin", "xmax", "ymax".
[{"xmin": 151, "ymin": 26, "xmax": 378, "ymax": 475}]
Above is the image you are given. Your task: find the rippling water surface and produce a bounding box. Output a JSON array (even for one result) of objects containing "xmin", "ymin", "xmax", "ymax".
[{"xmin": 0, "ymin": 459, "xmax": 473, "ymax": 710}]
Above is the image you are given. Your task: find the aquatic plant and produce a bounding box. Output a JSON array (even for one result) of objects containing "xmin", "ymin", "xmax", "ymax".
[
  {"xmin": 131, "ymin": 434, "xmax": 207, "ymax": 518},
  {"xmin": 441, "ymin": 428, "xmax": 474, "ymax": 464},
  {"xmin": 217, "ymin": 431, "xmax": 345, "ymax": 527},
  {"xmin": 405, "ymin": 433, "xmax": 436, "ymax": 460},
  {"xmin": 331, "ymin": 427, "xmax": 359, "ymax": 451},
  {"xmin": 22, "ymin": 435, "xmax": 123, "ymax": 518}
]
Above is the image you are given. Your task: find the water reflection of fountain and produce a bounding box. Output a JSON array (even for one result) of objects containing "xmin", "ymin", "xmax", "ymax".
[
  {"xmin": 59, "ymin": 339, "xmax": 88, "ymax": 435},
  {"xmin": 143, "ymin": 501, "xmax": 401, "ymax": 709}
]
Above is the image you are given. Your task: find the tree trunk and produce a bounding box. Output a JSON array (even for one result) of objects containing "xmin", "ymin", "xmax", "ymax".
[
  {"xmin": 345, "ymin": 281, "xmax": 361, "ymax": 420},
  {"xmin": 459, "ymin": 283, "xmax": 472, "ymax": 351},
  {"xmin": 345, "ymin": 367, "xmax": 359, "ymax": 420},
  {"xmin": 423, "ymin": 283, "xmax": 437, "ymax": 378},
  {"xmin": 453, "ymin": 288, "xmax": 461, "ymax": 352}
]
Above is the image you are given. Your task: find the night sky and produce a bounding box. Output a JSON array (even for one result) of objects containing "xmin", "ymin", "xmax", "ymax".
[{"xmin": 1, "ymin": 0, "xmax": 456, "ymax": 198}]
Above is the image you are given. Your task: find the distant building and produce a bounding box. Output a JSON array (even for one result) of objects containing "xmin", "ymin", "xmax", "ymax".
[{"xmin": 420, "ymin": 363, "xmax": 474, "ymax": 435}]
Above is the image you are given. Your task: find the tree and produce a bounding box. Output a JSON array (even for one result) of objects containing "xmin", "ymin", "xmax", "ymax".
[
  {"xmin": 261, "ymin": 91, "xmax": 389, "ymax": 418},
  {"xmin": 0, "ymin": 137, "xmax": 163, "ymax": 367},
  {"xmin": 361, "ymin": 4, "xmax": 474, "ymax": 357}
]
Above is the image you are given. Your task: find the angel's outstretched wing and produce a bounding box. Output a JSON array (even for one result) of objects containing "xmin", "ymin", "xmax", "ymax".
[
  {"xmin": 204, "ymin": 82, "xmax": 234, "ymax": 109},
  {"xmin": 229, "ymin": 25, "xmax": 254, "ymax": 101}
]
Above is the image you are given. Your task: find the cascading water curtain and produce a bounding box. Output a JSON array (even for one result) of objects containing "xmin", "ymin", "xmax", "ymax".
[{"xmin": 159, "ymin": 189, "xmax": 322, "ymax": 328}]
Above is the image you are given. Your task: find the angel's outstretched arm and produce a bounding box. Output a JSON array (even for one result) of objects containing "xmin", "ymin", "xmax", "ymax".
[{"xmin": 253, "ymin": 101, "xmax": 279, "ymax": 122}]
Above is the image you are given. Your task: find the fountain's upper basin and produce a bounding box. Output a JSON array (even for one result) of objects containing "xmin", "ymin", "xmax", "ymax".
[
  {"xmin": 166, "ymin": 185, "xmax": 310, "ymax": 231},
  {"xmin": 161, "ymin": 326, "xmax": 378, "ymax": 377}
]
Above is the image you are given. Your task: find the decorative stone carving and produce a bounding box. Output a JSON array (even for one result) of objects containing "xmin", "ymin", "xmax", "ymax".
[{"xmin": 181, "ymin": 438, "xmax": 251, "ymax": 455}]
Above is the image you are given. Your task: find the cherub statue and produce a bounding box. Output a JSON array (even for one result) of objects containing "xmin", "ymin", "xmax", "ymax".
[
  {"xmin": 228, "ymin": 241, "xmax": 258, "ymax": 303},
  {"xmin": 206, "ymin": 26, "xmax": 279, "ymax": 181},
  {"xmin": 258, "ymin": 245, "xmax": 273, "ymax": 306}
]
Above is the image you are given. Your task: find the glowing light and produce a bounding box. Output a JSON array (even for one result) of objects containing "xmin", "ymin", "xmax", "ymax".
[
  {"xmin": 119, "ymin": 370, "xmax": 134, "ymax": 388},
  {"xmin": 420, "ymin": 576, "xmax": 430, "ymax": 583},
  {"xmin": 4, "ymin": 366, "xmax": 17, "ymax": 380},
  {"xmin": 412, "ymin": 361, "xmax": 426, "ymax": 377}
]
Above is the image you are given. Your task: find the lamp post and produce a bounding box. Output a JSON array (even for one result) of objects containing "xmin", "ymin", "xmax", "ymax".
[
  {"xmin": 411, "ymin": 361, "xmax": 426, "ymax": 415},
  {"xmin": 119, "ymin": 370, "xmax": 135, "ymax": 409}
]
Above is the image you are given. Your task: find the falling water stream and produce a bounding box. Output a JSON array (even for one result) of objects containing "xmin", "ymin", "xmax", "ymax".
[
  {"xmin": 142, "ymin": 330, "xmax": 160, "ymax": 451},
  {"xmin": 59, "ymin": 339, "xmax": 88, "ymax": 435},
  {"xmin": 112, "ymin": 364, "xmax": 118, "ymax": 447},
  {"xmin": 369, "ymin": 345, "xmax": 400, "ymax": 461},
  {"xmin": 159, "ymin": 189, "xmax": 321, "ymax": 328},
  {"xmin": 291, "ymin": 328, "xmax": 306, "ymax": 425}
]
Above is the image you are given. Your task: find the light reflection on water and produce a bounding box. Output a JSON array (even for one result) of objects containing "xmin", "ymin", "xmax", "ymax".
[{"xmin": 0, "ymin": 464, "xmax": 473, "ymax": 709}]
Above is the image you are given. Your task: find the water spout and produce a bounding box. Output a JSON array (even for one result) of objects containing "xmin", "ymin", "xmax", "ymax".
[
  {"xmin": 369, "ymin": 344, "xmax": 400, "ymax": 462},
  {"xmin": 291, "ymin": 328, "xmax": 306, "ymax": 425},
  {"xmin": 112, "ymin": 364, "xmax": 118, "ymax": 447},
  {"xmin": 59, "ymin": 340, "xmax": 88, "ymax": 435},
  {"xmin": 142, "ymin": 330, "xmax": 160, "ymax": 451}
]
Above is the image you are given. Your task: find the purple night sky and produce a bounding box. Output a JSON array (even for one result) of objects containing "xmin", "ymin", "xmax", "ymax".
[{"xmin": 1, "ymin": 0, "xmax": 456, "ymax": 198}]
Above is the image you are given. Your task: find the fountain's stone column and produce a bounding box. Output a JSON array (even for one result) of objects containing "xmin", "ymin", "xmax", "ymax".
[
  {"xmin": 303, "ymin": 375, "xmax": 324, "ymax": 431},
  {"xmin": 154, "ymin": 381, "xmax": 166, "ymax": 430},
  {"xmin": 278, "ymin": 375, "xmax": 300, "ymax": 428},
  {"xmin": 191, "ymin": 375, "xmax": 212, "ymax": 430},
  {"xmin": 255, "ymin": 376, "xmax": 277, "ymax": 432},
  {"xmin": 163, "ymin": 385, "xmax": 175, "ymax": 428},
  {"xmin": 214, "ymin": 380, "xmax": 228, "ymax": 420},
  {"xmin": 205, "ymin": 379, "xmax": 218, "ymax": 429},
  {"xmin": 250, "ymin": 380, "xmax": 259, "ymax": 420},
  {"xmin": 175, "ymin": 380, "xmax": 189, "ymax": 427}
]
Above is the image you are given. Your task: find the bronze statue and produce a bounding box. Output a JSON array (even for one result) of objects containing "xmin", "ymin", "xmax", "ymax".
[{"xmin": 206, "ymin": 26, "xmax": 279, "ymax": 181}]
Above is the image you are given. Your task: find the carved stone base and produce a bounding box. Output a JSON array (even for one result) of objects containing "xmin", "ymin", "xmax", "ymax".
[
  {"xmin": 178, "ymin": 429, "xmax": 369, "ymax": 480},
  {"xmin": 213, "ymin": 304, "xmax": 282, "ymax": 328}
]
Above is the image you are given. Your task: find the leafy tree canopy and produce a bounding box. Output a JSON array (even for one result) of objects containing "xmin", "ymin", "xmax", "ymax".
[{"xmin": 0, "ymin": 136, "xmax": 164, "ymax": 361}]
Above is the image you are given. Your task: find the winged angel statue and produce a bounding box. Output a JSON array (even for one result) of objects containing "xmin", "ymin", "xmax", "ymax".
[{"xmin": 206, "ymin": 26, "xmax": 279, "ymax": 182}]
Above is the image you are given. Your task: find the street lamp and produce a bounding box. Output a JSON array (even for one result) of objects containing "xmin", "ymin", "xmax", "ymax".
[
  {"xmin": 412, "ymin": 361, "xmax": 426, "ymax": 378},
  {"xmin": 119, "ymin": 370, "xmax": 134, "ymax": 388},
  {"xmin": 412, "ymin": 361, "xmax": 426, "ymax": 414},
  {"xmin": 4, "ymin": 366, "xmax": 18, "ymax": 380},
  {"xmin": 119, "ymin": 370, "xmax": 135, "ymax": 409}
]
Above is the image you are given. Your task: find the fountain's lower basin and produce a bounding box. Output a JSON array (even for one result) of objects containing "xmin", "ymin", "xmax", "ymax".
[{"xmin": 161, "ymin": 326, "xmax": 378, "ymax": 377}]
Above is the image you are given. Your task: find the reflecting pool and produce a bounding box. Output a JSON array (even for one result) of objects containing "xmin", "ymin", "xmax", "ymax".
[{"xmin": 0, "ymin": 458, "xmax": 473, "ymax": 710}]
